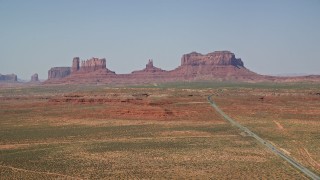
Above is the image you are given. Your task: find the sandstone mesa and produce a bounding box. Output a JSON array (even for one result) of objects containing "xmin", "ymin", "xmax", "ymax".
[
  {"xmin": 44, "ymin": 50, "xmax": 320, "ymax": 84},
  {"xmin": 0, "ymin": 73, "xmax": 17, "ymax": 82},
  {"xmin": 45, "ymin": 51, "xmax": 263, "ymax": 84},
  {"xmin": 1, "ymin": 50, "xmax": 319, "ymax": 84}
]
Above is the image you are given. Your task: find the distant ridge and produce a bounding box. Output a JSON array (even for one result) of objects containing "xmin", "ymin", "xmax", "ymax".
[
  {"xmin": 268, "ymin": 73, "xmax": 320, "ymax": 77},
  {"xmin": 43, "ymin": 51, "xmax": 320, "ymax": 84}
]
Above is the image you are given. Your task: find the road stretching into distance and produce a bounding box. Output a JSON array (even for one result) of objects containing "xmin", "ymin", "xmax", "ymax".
[{"xmin": 207, "ymin": 94, "xmax": 320, "ymax": 180}]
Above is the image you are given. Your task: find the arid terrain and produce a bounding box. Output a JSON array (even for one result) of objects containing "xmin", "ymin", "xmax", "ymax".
[{"xmin": 0, "ymin": 82, "xmax": 319, "ymax": 179}]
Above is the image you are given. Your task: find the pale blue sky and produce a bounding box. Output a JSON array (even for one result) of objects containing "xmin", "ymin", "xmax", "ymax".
[{"xmin": 0, "ymin": 0, "xmax": 319, "ymax": 79}]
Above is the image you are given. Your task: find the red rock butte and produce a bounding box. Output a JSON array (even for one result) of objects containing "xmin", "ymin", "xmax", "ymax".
[
  {"xmin": 45, "ymin": 51, "xmax": 320, "ymax": 84},
  {"xmin": 30, "ymin": 73, "xmax": 39, "ymax": 82}
]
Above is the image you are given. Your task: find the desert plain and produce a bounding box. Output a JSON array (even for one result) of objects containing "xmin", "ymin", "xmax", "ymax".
[{"xmin": 0, "ymin": 82, "xmax": 319, "ymax": 179}]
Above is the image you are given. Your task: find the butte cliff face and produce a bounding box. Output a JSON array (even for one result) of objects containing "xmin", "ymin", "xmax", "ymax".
[
  {"xmin": 30, "ymin": 73, "xmax": 39, "ymax": 82},
  {"xmin": 71, "ymin": 57, "xmax": 80, "ymax": 73},
  {"xmin": 171, "ymin": 51, "xmax": 257, "ymax": 79},
  {"xmin": 48, "ymin": 67, "xmax": 71, "ymax": 79},
  {"xmin": 81, "ymin": 58, "xmax": 106, "ymax": 72},
  {"xmin": 0, "ymin": 73, "xmax": 18, "ymax": 82},
  {"xmin": 48, "ymin": 57, "xmax": 115, "ymax": 80},
  {"xmin": 180, "ymin": 51, "xmax": 244, "ymax": 67},
  {"xmin": 71, "ymin": 57, "xmax": 113, "ymax": 73}
]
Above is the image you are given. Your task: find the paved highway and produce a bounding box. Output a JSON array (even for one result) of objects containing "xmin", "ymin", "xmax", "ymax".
[{"xmin": 208, "ymin": 95, "xmax": 320, "ymax": 180}]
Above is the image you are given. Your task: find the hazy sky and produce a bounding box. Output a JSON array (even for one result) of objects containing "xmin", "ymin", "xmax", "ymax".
[{"xmin": 0, "ymin": 0, "xmax": 319, "ymax": 80}]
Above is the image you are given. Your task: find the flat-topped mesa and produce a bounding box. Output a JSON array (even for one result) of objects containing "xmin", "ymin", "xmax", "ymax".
[
  {"xmin": 181, "ymin": 51, "xmax": 244, "ymax": 67},
  {"xmin": 79, "ymin": 57, "xmax": 106, "ymax": 73},
  {"xmin": 45, "ymin": 50, "xmax": 268, "ymax": 84},
  {"xmin": 0, "ymin": 73, "xmax": 17, "ymax": 82},
  {"xmin": 48, "ymin": 67, "xmax": 71, "ymax": 79}
]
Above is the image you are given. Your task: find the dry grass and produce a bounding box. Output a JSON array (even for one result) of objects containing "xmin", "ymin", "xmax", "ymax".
[
  {"xmin": 214, "ymin": 87, "xmax": 320, "ymax": 175},
  {"xmin": 0, "ymin": 84, "xmax": 316, "ymax": 179}
]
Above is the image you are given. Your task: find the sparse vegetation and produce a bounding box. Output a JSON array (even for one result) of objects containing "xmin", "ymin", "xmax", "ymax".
[{"xmin": 0, "ymin": 83, "xmax": 318, "ymax": 179}]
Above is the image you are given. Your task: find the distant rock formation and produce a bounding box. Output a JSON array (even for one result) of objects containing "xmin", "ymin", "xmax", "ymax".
[
  {"xmin": 79, "ymin": 57, "xmax": 106, "ymax": 73},
  {"xmin": 171, "ymin": 51, "xmax": 255, "ymax": 78},
  {"xmin": 180, "ymin": 51, "xmax": 243, "ymax": 67},
  {"xmin": 132, "ymin": 59, "xmax": 166, "ymax": 74},
  {"xmin": 71, "ymin": 57, "xmax": 80, "ymax": 73},
  {"xmin": 48, "ymin": 67, "xmax": 71, "ymax": 79},
  {"xmin": 44, "ymin": 50, "xmax": 320, "ymax": 84},
  {"xmin": 30, "ymin": 73, "xmax": 39, "ymax": 82},
  {"xmin": 45, "ymin": 51, "xmax": 256, "ymax": 83},
  {"xmin": 0, "ymin": 73, "xmax": 17, "ymax": 82},
  {"xmin": 47, "ymin": 57, "xmax": 115, "ymax": 80}
]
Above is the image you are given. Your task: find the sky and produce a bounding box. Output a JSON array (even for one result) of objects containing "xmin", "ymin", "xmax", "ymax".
[{"xmin": 0, "ymin": 0, "xmax": 319, "ymax": 80}]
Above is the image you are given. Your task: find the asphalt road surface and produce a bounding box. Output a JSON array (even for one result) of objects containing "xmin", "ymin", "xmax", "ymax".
[{"xmin": 208, "ymin": 95, "xmax": 320, "ymax": 180}]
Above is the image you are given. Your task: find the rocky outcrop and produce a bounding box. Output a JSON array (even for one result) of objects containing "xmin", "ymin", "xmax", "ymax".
[
  {"xmin": 180, "ymin": 51, "xmax": 244, "ymax": 67},
  {"xmin": 132, "ymin": 59, "xmax": 166, "ymax": 74},
  {"xmin": 44, "ymin": 50, "xmax": 320, "ymax": 84},
  {"xmin": 48, "ymin": 67, "xmax": 71, "ymax": 79},
  {"xmin": 45, "ymin": 51, "xmax": 258, "ymax": 83},
  {"xmin": 0, "ymin": 73, "xmax": 17, "ymax": 82},
  {"xmin": 72, "ymin": 57, "xmax": 80, "ymax": 73},
  {"xmin": 80, "ymin": 58, "xmax": 106, "ymax": 72},
  {"xmin": 71, "ymin": 57, "xmax": 107, "ymax": 73},
  {"xmin": 31, "ymin": 73, "xmax": 39, "ymax": 82},
  {"xmin": 171, "ymin": 51, "xmax": 256, "ymax": 79},
  {"xmin": 146, "ymin": 59, "xmax": 153, "ymax": 69},
  {"xmin": 47, "ymin": 57, "xmax": 115, "ymax": 82}
]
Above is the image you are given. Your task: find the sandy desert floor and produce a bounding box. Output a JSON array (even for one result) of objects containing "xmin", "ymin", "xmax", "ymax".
[{"xmin": 0, "ymin": 82, "xmax": 319, "ymax": 179}]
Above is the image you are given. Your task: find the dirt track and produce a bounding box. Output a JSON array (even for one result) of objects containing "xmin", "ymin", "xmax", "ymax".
[{"xmin": 208, "ymin": 94, "xmax": 320, "ymax": 180}]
